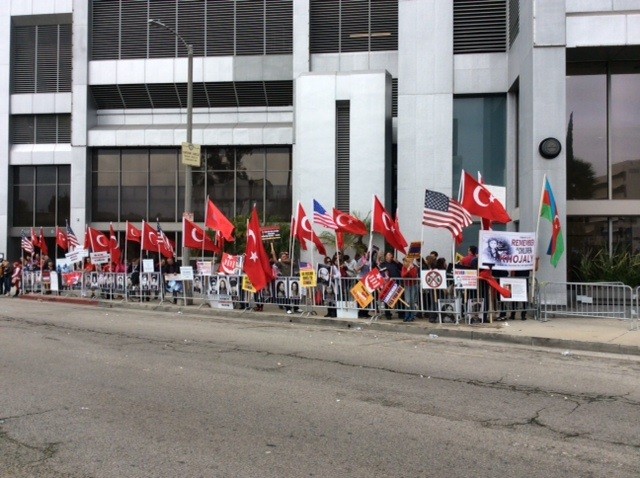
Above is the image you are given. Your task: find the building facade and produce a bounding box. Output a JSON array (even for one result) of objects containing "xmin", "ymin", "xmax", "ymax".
[{"xmin": 1, "ymin": 0, "xmax": 639, "ymax": 285}]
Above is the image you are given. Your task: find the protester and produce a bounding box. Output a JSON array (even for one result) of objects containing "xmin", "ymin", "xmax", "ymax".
[
  {"xmin": 401, "ymin": 256, "xmax": 419, "ymax": 322},
  {"xmin": 11, "ymin": 261, "xmax": 22, "ymax": 296},
  {"xmin": 378, "ymin": 251, "xmax": 403, "ymax": 319}
]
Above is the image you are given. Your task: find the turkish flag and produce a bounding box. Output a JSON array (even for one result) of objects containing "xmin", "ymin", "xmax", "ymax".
[
  {"xmin": 292, "ymin": 215, "xmax": 306, "ymax": 251},
  {"xmin": 141, "ymin": 221, "xmax": 160, "ymax": 253},
  {"xmin": 109, "ymin": 223, "xmax": 121, "ymax": 265},
  {"xmin": 294, "ymin": 203, "xmax": 327, "ymax": 256},
  {"xmin": 243, "ymin": 207, "xmax": 273, "ymax": 292},
  {"xmin": 460, "ymin": 171, "xmax": 511, "ymax": 224},
  {"xmin": 372, "ymin": 196, "xmax": 407, "ymax": 254},
  {"xmin": 126, "ymin": 221, "xmax": 142, "ymax": 243},
  {"xmin": 87, "ymin": 227, "xmax": 110, "ymax": 253},
  {"xmin": 205, "ymin": 199, "xmax": 235, "ymax": 242},
  {"xmin": 31, "ymin": 228, "xmax": 41, "ymax": 249},
  {"xmin": 183, "ymin": 218, "xmax": 220, "ymax": 253},
  {"xmin": 394, "ymin": 212, "xmax": 409, "ymax": 250},
  {"xmin": 56, "ymin": 226, "xmax": 68, "ymax": 251},
  {"xmin": 333, "ymin": 208, "xmax": 367, "ymax": 236},
  {"xmin": 479, "ymin": 269, "xmax": 512, "ymax": 298},
  {"xmin": 39, "ymin": 227, "xmax": 49, "ymax": 257}
]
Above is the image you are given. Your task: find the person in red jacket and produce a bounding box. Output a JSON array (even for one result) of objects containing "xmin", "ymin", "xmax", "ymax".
[
  {"xmin": 401, "ymin": 256, "xmax": 419, "ymax": 322},
  {"xmin": 11, "ymin": 261, "xmax": 22, "ymax": 296}
]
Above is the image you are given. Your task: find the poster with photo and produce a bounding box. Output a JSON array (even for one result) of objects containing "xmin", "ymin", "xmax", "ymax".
[
  {"xmin": 289, "ymin": 279, "xmax": 301, "ymax": 299},
  {"xmin": 438, "ymin": 298, "xmax": 461, "ymax": 324},
  {"xmin": 88, "ymin": 272, "xmax": 99, "ymax": 290},
  {"xmin": 207, "ymin": 275, "xmax": 218, "ymax": 295},
  {"xmin": 274, "ymin": 279, "xmax": 289, "ymax": 299},
  {"xmin": 478, "ymin": 231, "xmax": 536, "ymax": 271},
  {"xmin": 317, "ymin": 264, "xmax": 330, "ymax": 285},
  {"xmin": 498, "ymin": 278, "xmax": 528, "ymax": 302},
  {"xmin": 466, "ymin": 299, "xmax": 484, "ymax": 323},
  {"xmin": 217, "ymin": 276, "xmax": 230, "ymax": 295},
  {"xmin": 228, "ymin": 276, "xmax": 240, "ymax": 297},
  {"xmin": 454, "ymin": 269, "xmax": 478, "ymax": 289}
]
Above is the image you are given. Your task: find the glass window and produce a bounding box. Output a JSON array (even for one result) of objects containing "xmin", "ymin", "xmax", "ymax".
[
  {"xmin": 452, "ymin": 95, "xmax": 506, "ymax": 195},
  {"xmin": 610, "ymin": 66, "xmax": 640, "ymax": 199},
  {"xmin": 121, "ymin": 150, "xmax": 148, "ymax": 220},
  {"xmin": 611, "ymin": 217, "xmax": 640, "ymax": 254},
  {"xmin": 92, "ymin": 150, "xmax": 120, "ymax": 222},
  {"xmin": 90, "ymin": 146, "xmax": 292, "ymax": 223},
  {"xmin": 566, "ymin": 216, "xmax": 608, "ymax": 280},
  {"xmin": 11, "ymin": 165, "xmax": 70, "ymax": 227},
  {"xmin": 57, "ymin": 184, "xmax": 71, "ymax": 225},
  {"xmin": 566, "ymin": 66, "xmax": 607, "ymax": 199},
  {"xmin": 13, "ymin": 184, "xmax": 34, "ymax": 227},
  {"xmin": 150, "ymin": 149, "xmax": 177, "ymax": 221},
  {"xmin": 36, "ymin": 185, "xmax": 56, "ymax": 225}
]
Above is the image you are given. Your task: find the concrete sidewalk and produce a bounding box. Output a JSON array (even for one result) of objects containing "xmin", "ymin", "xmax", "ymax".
[{"xmin": 17, "ymin": 293, "xmax": 640, "ymax": 356}]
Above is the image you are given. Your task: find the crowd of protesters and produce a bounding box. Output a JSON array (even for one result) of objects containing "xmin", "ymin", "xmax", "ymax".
[{"xmin": 9, "ymin": 242, "xmax": 533, "ymax": 324}]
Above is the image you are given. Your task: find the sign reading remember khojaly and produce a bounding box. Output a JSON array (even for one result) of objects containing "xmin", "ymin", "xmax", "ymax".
[
  {"xmin": 181, "ymin": 142, "xmax": 201, "ymax": 167},
  {"xmin": 478, "ymin": 231, "xmax": 536, "ymax": 271}
]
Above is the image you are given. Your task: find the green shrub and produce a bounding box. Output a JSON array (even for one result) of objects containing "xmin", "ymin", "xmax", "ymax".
[{"xmin": 575, "ymin": 249, "xmax": 640, "ymax": 287}]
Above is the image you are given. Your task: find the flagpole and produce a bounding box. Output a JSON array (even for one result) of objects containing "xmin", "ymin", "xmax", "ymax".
[
  {"xmin": 202, "ymin": 196, "xmax": 207, "ymax": 262},
  {"xmin": 532, "ymin": 174, "xmax": 547, "ymax": 303},
  {"xmin": 124, "ymin": 221, "xmax": 129, "ymax": 273},
  {"xmin": 290, "ymin": 211, "xmax": 297, "ymax": 276}
]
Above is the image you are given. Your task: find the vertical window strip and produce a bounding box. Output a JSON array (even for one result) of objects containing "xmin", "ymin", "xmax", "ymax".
[{"xmin": 336, "ymin": 101, "xmax": 350, "ymax": 211}]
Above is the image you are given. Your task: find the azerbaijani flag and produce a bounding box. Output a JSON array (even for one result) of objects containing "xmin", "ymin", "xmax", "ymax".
[{"xmin": 540, "ymin": 177, "xmax": 565, "ymax": 267}]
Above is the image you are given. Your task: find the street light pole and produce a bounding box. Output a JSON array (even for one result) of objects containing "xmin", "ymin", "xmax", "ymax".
[{"xmin": 149, "ymin": 19, "xmax": 193, "ymax": 267}]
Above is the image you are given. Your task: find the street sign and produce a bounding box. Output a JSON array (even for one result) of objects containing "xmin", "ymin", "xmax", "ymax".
[{"xmin": 181, "ymin": 142, "xmax": 201, "ymax": 167}]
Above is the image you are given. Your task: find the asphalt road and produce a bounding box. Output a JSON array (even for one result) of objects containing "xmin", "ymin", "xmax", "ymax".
[{"xmin": 1, "ymin": 300, "xmax": 639, "ymax": 478}]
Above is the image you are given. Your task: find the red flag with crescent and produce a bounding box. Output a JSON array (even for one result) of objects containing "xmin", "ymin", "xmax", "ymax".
[
  {"xmin": 56, "ymin": 226, "xmax": 68, "ymax": 251},
  {"xmin": 109, "ymin": 223, "xmax": 121, "ymax": 265},
  {"xmin": 460, "ymin": 171, "xmax": 511, "ymax": 224},
  {"xmin": 31, "ymin": 228, "xmax": 41, "ymax": 249},
  {"xmin": 126, "ymin": 221, "xmax": 142, "ymax": 243},
  {"xmin": 183, "ymin": 218, "xmax": 220, "ymax": 253},
  {"xmin": 294, "ymin": 203, "xmax": 327, "ymax": 256},
  {"xmin": 332, "ymin": 208, "xmax": 367, "ymax": 236},
  {"xmin": 87, "ymin": 226, "xmax": 110, "ymax": 253},
  {"xmin": 39, "ymin": 227, "xmax": 49, "ymax": 257},
  {"xmin": 372, "ymin": 196, "xmax": 407, "ymax": 254},
  {"xmin": 141, "ymin": 221, "xmax": 159, "ymax": 253},
  {"xmin": 243, "ymin": 206, "xmax": 272, "ymax": 292}
]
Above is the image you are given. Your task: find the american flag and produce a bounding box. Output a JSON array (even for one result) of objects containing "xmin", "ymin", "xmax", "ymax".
[
  {"xmin": 157, "ymin": 221, "xmax": 174, "ymax": 255},
  {"xmin": 21, "ymin": 229, "xmax": 34, "ymax": 254},
  {"xmin": 422, "ymin": 189, "xmax": 472, "ymax": 238},
  {"xmin": 313, "ymin": 199, "xmax": 337, "ymax": 229},
  {"xmin": 66, "ymin": 221, "xmax": 80, "ymax": 249}
]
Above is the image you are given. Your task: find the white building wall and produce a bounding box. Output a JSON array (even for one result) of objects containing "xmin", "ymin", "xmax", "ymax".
[
  {"xmin": 397, "ymin": 0, "xmax": 454, "ymax": 259},
  {"xmin": 0, "ymin": 2, "xmax": 10, "ymax": 256},
  {"xmin": 294, "ymin": 71, "xmax": 391, "ymax": 249}
]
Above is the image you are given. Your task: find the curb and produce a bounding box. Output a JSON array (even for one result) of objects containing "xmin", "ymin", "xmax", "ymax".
[{"xmin": 18, "ymin": 294, "xmax": 640, "ymax": 357}]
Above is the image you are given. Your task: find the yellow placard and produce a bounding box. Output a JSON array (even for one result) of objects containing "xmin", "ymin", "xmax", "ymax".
[
  {"xmin": 241, "ymin": 275, "xmax": 256, "ymax": 293},
  {"xmin": 350, "ymin": 281, "xmax": 373, "ymax": 308},
  {"xmin": 181, "ymin": 142, "xmax": 201, "ymax": 167},
  {"xmin": 300, "ymin": 270, "xmax": 317, "ymax": 288}
]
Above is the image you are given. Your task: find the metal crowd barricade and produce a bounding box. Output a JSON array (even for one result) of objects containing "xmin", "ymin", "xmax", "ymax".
[
  {"xmin": 633, "ymin": 287, "xmax": 640, "ymax": 331},
  {"xmin": 540, "ymin": 281, "xmax": 634, "ymax": 324},
  {"xmin": 15, "ymin": 268, "xmax": 540, "ymax": 327}
]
